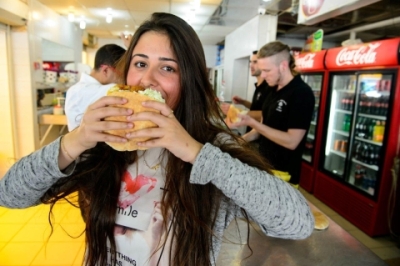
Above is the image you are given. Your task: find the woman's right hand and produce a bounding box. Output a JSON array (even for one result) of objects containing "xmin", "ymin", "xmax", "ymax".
[{"xmin": 59, "ymin": 96, "xmax": 133, "ymax": 168}]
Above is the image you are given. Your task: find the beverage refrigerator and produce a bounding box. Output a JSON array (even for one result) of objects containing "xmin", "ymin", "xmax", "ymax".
[
  {"xmin": 314, "ymin": 38, "xmax": 400, "ymax": 236},
  {"xmin": 294, "ymin": 50, "xmax": 329, "ymax": 192}
]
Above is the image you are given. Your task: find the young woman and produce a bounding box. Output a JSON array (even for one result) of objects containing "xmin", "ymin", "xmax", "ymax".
[{"xmin": 0, "ymin": 13, "xmax": 314, "ymax": 266}]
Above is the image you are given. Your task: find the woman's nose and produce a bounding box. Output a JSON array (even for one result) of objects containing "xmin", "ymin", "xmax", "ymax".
[{"xmin": 139, "ymin": 68, "xmax": 158, "ymax": 88}]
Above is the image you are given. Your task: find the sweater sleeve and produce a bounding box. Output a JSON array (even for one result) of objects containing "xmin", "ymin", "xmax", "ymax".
[
  {"xmin": 0, "ymin": 137, "xmax": 75, "ymax": 208},
  {"xmin": 190, "ymin": 143, "xmax": 314, "ymax": 240}
]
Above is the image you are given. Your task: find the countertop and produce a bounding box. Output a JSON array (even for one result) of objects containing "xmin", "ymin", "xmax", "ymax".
[{"xmin": 217, "ymin": 202, "xmax": 386, "ymax": 266}]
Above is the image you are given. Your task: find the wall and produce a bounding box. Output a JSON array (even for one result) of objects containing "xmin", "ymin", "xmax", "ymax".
[
  {"xmin": 41, "ymin": 39, "xmax": 75, "ymax": 62},
  {"xmin": 223, "ymin": 15, "xmax": 277, "ymax": 101},
  {"xmin": 0, "ymin": 24, "xmax": 15, "ymax": 177},
  {"xmin": 0, "ymin": 0, "xmax": 83, "ymax": 176}
]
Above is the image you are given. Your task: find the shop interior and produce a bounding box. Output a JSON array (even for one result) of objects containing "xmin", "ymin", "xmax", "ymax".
[{"xmin": 0, "ymin": 0, "xmax": 400, "ymax": 265}]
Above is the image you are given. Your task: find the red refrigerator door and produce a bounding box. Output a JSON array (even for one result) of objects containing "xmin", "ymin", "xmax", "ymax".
[
  {"xmin": 321, "ymin": 71, "xmax": 395, "ymax": 197},
  {"xmin": 301, "ymin": 73, "xmax": 323, "ymax": 164}
]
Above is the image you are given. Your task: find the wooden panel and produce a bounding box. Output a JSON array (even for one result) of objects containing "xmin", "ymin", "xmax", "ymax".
[{"xmin": 39, "ymin": 114, "xmax": 67, "ymax": 125}]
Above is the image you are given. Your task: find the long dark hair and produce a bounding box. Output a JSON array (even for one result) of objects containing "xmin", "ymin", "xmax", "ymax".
[{"xmin": 41, "ymin": 13, "xmax": 272, "ymax": 266}]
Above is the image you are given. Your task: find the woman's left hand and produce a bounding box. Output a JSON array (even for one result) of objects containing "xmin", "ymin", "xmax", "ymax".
[{"xmin": 126, "ymin": 101, "xmax": 203, "ymax": 164}]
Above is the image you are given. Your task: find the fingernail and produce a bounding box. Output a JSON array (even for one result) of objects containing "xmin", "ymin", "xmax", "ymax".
[{"xmin": 126, "ymin": 123, "xmax": 133, "ymax": 128}]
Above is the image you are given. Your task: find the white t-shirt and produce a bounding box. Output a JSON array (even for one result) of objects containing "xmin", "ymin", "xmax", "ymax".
[
  {"xmin": 110, "ymin": 147, "xmax": 173, "ymax": 266},
  {"xmin": 65, "ymin": 73, "xmax": 115, "ymax": 131}
]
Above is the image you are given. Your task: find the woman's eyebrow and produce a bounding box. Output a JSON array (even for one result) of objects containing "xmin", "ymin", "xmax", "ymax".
[
  {"xmin": 159, "ymin": 57, "xmax": 177, "ymax": 63},
  {"xmin": 131, "ymin": 53, "xmax": 177, "ymax": 63},
  {"xmin": 131, "ymin": 53, "xmax": 148, "ymax": 59}
]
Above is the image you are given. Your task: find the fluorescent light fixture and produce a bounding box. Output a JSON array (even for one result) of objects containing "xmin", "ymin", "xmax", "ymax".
[
  {"xmin": 191, "ymin": 0, "xmax": 201, "ymax": 9},
  {"xmin": 68, "ymin": 12, "xmax": 74, "ymax": 22},
  {"xmin": 106, "ymin": 7, "xmax": 112, "ymax": 23},
  {"xmin": 106, "ymin": 14, "xmax": 112, "ymax": 23},
  {"xmin": 80, "ymin": 18, "xmax": 86, "ymax": 29}
]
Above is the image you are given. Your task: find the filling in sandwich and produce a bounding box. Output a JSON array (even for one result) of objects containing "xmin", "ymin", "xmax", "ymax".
[{"xmin": 108, "ymin": 85, "xmax": 165, "ymax": 103}]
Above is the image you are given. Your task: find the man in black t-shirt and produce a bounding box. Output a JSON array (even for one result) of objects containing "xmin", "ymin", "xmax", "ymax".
[
  {"xmin": 235, "ymin": 41, "xmax": 315, "ymax": 185},
  {"xmin": 221, "ymin": 51, "xmax": 270, "ymax": 127}
]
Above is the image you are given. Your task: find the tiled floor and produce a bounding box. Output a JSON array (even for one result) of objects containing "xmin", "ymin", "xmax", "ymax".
[{"xmin": 0, "ymin": 190, "xmax": 399, "ymax": 266}]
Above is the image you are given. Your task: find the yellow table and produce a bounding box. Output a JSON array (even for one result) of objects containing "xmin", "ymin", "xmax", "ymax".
[{"xmin": 39, "ymin": 114, "xmax": 67, "ymax": 146}]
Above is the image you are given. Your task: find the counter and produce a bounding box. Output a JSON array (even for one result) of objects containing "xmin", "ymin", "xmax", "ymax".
[
  {"xmin": 217, "ymin": 202, "xmax": 386, "ymax": 266},
  {"xmin": 39, "ymin": 114, "xmax": 67, "ymax": 146}
]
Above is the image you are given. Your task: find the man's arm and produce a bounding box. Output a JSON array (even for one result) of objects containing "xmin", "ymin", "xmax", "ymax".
[
  {"xmin": 251, "ymin": 123, "xmax": 306, "ymax": 150},
  {"xmin": 242, "ymin": 128, "xmax": 260, "ymax": 142},
  {"xmin": 232, "ymin": 95, "xmax": 251, "ymax": 109},
  {"xmin": 234, "ymin": 115, "xmax": 306, "ymax": 150},
  {"xmin": 247, "ymin": 110, "xmax": 262, "ymax": 122}
]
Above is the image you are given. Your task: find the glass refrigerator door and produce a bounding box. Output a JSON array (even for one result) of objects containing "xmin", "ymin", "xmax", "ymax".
[
  {"xmin": 301, "ymin": 73, "xmax": 323, "ymax": 163},
  {"xmin": 322, "ymin": 73, "xmax": 357, "ymax": 178},
  {"xmin": 347, "ymin": 73, "xmax": 393, "ymax": 196}
]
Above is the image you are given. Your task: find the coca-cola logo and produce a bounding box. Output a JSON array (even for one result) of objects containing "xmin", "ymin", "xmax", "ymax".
[
  {"xmin": 302, "ymin": 0, "xmax": 325, "ymax": 16},
  {"xmin": 335, "ymin": 43, "xmax": 381, "ymax": 66},
  {"xmin": 296, "ymin": 53, "xmax": 316, "ymax": 69}
]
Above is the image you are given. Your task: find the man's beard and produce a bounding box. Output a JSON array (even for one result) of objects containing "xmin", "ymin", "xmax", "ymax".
[{"xmin": 252, "ymin": 69, "xmax": 261, "ymax": 77}]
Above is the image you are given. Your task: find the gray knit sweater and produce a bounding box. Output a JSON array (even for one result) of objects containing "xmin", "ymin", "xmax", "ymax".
[{"xmin": 0, "ymin": 137, "xmax": 314, "ymax": 264}]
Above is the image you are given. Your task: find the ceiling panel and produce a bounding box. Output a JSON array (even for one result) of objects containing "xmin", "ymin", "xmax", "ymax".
[
  {"xmin": 34, "ymin": 0, "xmax": 400, "ymax": 45},
  {"xmin": 123, "ymin": 1, "xmax": 171, "ymax": 12}
]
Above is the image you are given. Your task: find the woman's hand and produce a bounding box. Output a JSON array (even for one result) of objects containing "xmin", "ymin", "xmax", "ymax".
[
  {"xmin": 59, "ymin": 96, "xmax": 133, "ymax": 168},
  {"xmin": 126, "ymin": 101, "xmax": 203, "ymax": 164}
]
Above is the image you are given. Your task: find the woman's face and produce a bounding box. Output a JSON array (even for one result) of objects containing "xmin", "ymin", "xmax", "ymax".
[{"xmin": 127, "ymin": 31, "xmax": 181, "ymax": 109}]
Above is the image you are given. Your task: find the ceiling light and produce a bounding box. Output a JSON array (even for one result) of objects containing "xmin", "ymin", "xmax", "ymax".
[
  {"xmin": 106, "ymin": 8, "xmax": 113, "ymax": 24},
  {"xmin": 191, "ymin": 0, "xmax": 201, "ymax": 9},
  {"xmin": 68, "ymin": 12, "xmax": 74, "ymax": 22},
  {"xmin": 80, "ymin": 18, "xmax": 86, "ymax": 29},
  {"xmin": 106, "ymin": 14, "xmax": 112, "ymax": 23}
]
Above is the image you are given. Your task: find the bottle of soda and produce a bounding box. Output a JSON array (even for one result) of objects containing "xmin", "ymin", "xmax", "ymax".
[
  {"xmin": 367, "ymin": 119, "xmax": 376, "ymax": 140},
  {"xmin": 355, "ymin": 118, "xmax": 361, "ymax": 136},
  {"xmin": 361, "ymin": 143, "xmax": 370, "ymax": 163},
  {"xmin": 368, "ymin": 146, "xmax": 376, "ymax": 165},
  {"xmin": 345, "ymin": 115, "xmax": 351, "ymax": 132},
  {"xmin": 354, "ymin": 165, "xmax": 363, "ymax": 186},
  {"xmin": 362, "ymin": 172, "xmax": 369, "ymax": 190}
]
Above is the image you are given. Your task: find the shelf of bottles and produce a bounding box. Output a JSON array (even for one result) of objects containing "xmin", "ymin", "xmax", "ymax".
[
  {"xmin": 323, "ymin": 74, "xmax": 356, "ymax": 178},
  {"xmin": 347, "ymin": 75, "xmax": 391, "ymax": 196},
  {"xmin": 323, "ymin": 73, "xmax": 392, "ymax": 196},
  {"xmin": 301, "ymin": 74, "xmax": 323, "ymax": 163}
]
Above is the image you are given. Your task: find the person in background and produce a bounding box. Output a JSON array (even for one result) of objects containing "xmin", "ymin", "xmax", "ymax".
[
  {"xmin": 234, "ymin": 41, "xmax": 315, "ymax": 186},
  {"xmin": 65, "ymin": 44, "xmax": 126, "ymax": 131},
  {"xmin": 221, "ymin": 50, "xmax": 270, "ymax": 126},
  {"xmin": 0, "ymin": 14, "xmax": 314, "ymax": 266}
]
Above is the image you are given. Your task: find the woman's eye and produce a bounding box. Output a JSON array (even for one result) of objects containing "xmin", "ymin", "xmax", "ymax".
[
  {"xmin": 134, "ymin": 62, "xmax": 146, "ymax": 68},
  {"xmin": 162, "ymin": 66, "xmax": 175, "ymax": 72}
]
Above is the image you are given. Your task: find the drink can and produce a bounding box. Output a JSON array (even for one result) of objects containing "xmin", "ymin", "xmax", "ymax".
[
  {"xmin": 334, "ymin": 140, "xmax": 341, "ymax": 151},
  {"xmin": 340, "ymin": 140, "xmax": 347, "ymax": 153}
]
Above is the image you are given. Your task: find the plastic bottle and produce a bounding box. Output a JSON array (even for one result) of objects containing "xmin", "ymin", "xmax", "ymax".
[
  {"xmin": 378, "ymin": 121, "xmax": 385, "ymax": 142},
  {"xmin": 367, "ymin": 119, "xmax": 376, "ymax": 140},
  {"xmin": 345, "ymin": 115, "xmax": 351, "ymax": 132},
  {"xmin": 373, "ymin": 121, "xmax": 381, "ymax": 142},
  {"xmin": 354, "ymin": 165, "xmax": 363, "ymax": 186}
]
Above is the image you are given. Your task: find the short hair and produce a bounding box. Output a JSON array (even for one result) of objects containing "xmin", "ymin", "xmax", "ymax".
[
  {"xmin": 93, "ymin": 44, "xmax": 126, "ymax": 70},
  {"xmin": 258, "ymin": 41, "xmax": 297, "ymax": 75},
  {"xmin": 252, "ymin": 50, "xmax": 258, "ymax": 55}
]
